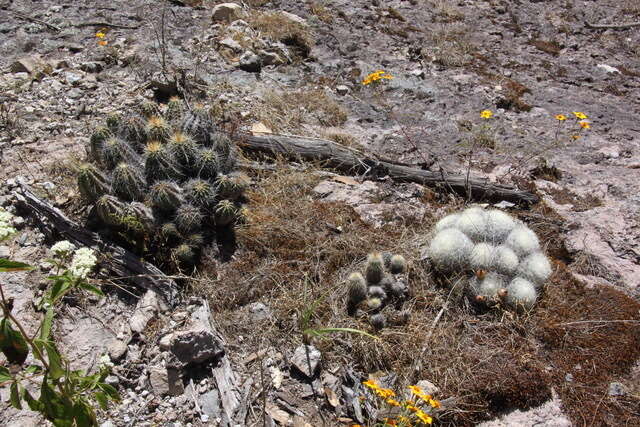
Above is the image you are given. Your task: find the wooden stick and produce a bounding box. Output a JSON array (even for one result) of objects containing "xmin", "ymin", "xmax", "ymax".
[
  {"xmin": 237, "ymin": 133, "xmax": 539, "ymax": 204},
  {"xmin": 585, "ymin": 21, "xmax": 640, "ymax": 30},
  {"xmin": 8, "ymin": 10, "xmax": 61, "ymax": 32}
]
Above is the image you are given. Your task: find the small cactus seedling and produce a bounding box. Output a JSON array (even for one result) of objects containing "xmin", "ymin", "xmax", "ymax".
[
  {"xmin": 347, "ymin": 272, "xmax": 367, "ymax": 307},
  {"xmin": 370, "ymin": 313, "xmax": 386, "ymax": 331},
  {"xmin": 77, "ymin": 163, "xmax": 110, "ymax": 202},
  {"xmin": 150, "ymin": 180, "xmax": 184, "ymax": 213},
  {"xmin": 79, "ymin": 99, "xmax": 247, "ymax": 269},
  {"xmin": 365, "ymin": 252, "xmax": 385, "ymax": 285},
  {"xmin": 428, "ymin": 206, "xmax": 552, "ymax": 311},
  {"xmin": 112, "ymin": 163, "xmax": 146, "ymax": 202},
  {"xmin": 389, "ymin": 254, "xmax": 406, "ymax": 274}
]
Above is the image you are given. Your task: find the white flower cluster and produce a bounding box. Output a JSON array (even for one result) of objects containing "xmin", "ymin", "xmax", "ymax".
[
  {"xmin": 50, "ymin": 240, "xmax": 76, "ymax": 255},
  {"xmin": 68, "ymin": 247, "xmax": 98, "ymax": 279},
  {"xmin": 428, "ymin": 206, "xmax": 552, "ymax": 310},
  {"xmin": 0, "ymin": 208, "xmax": 17, "ymax": 242}
]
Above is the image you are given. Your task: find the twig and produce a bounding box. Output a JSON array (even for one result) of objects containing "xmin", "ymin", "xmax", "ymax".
[
  {"xmin": 73, "ymin": 21, "xmax": 141, "ymax": 30},
  {"xmin": 585, "ymin": 21, "xmax": 640, "ymax": 30},
  {"xmin": 412, "ymin": 301, "xmax": 448, "ymax": 375},
  {"xmin": 8, "ymin": 10, "xmax": 60, "ymax": 31},
  {"xmin": 557, "ymin": 319, "xmax": 640, "ymax": 327}
]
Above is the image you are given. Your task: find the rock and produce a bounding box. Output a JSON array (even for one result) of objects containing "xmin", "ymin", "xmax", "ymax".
[
  {"xmin": 280, "ymin": 11, "xmax": 308, "ymax": 26},
  {"xmin": 170, "ymin": 330, "xmax": 224, "ymax": 366},
  {"xmin": 478, "ymin": 392, "xmax": 571, "ymax": 426},
  {"xmin": 67, "ymin": 43, "xmax": 84, "ymax": 53},
  {"xmin": 0, "ymin": 247, "xmax": 10, "ymax": 258},
  {"xmin": 10, "ymin": 56, "xmax": 42, "ymax": 74},
  {"xmin": 336, "ymin": 85, "xmax": 350, "ymax": 95},
  {"xmin": 100, "ymin": 422, "xmax": 117, "ymax": 427},
  {"xmin": 259, "ymin": 50, "xmax": 284, "ymax": 66},
  {"xmin": 108, "ymin": 339, "xmax": 128, "ymax": 361},
  {"xmin": 291, "ymin": 345, "xmax": 321, "ymax": 379},
  {"xmin": 149, "ymin": 367, "xmax": 170, "ymax": 396},
  {"xmin": 416, "ymin": 380, "xmax": 439, "ymax": 396},
  {"xmin": 10, "ymin": 216, "xmax": 25, "ymax": 228},
  {"xmin": 80, "ymin": 62, "xmax": 104, "ymax": 73},
  {"xmin": 130, "ymin": 290, "xmax": 162, "ymax": 334},
  {"xmin": 211, "ymin": 3, "xmax": 243, "ymax": 23},
  {"xmin": 238, "ymin": 51, "xmax": 261, "ymax": 73},
  {"xmin": 159, "ymin": 333, "xmax": 173, "ymax": 351},
  {"xmin": 608, "ymin": 382, "xmax": 626, "ymax": 396},
  {"xmin": 247, "ymin": 302, "xmax": 272, "ymax": 321},
  {"xmin": 105, "ymin": 375, "xmax": 120, "ymax": 387},
  {"xmin": 596, "ymin": 64, "xmax": 619, "ymax": 74},
  {"xmin": 41, "ymin": 181, "xmax": 56, "ymax": 191},
  {"xmin": 64, "ymin": 72, "xmax": 83, "ymax": 86},
  {"xmin": 199, "ymin": 390, "xmax": 221, "ymax": 419},
  {"xmin": 219, "ymin": 37, "xmax": 242, "ymax": 52}
]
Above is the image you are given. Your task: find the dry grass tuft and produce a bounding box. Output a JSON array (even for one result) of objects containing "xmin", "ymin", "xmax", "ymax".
[
  {"xmin": 248, "ymin": 11, "xmax": 314, "ymax": 58},
  {"xmin": 423, "ymin": 23, "xmax": 476, "ymax": 67},
  {"xmin": 529, "ymin": 39, "xmax": 563, "ymax": 56}
]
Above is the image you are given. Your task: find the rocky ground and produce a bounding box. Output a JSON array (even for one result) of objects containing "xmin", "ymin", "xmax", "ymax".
[{"xmin": 1, "ymin": 0, "xmax": 640, "ymax": 426}]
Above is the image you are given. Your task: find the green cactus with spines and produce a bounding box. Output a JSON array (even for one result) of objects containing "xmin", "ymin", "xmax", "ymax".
[
  {"xmin": 77, "ymin": 163, "xmax": 110, "ymax": 203},
  {"xmin": 365, "ymin": 252, "xmax": 385, "ymax": 285},
  {"xmin": 347, "ymin": 272, "xmax": 367, "ymax": 311},
  {"xmin": 186, "ymin": 233, "xmax": 204, "ymax": 248},
  {"xmin": 168, "ymin": 131, "xmax": 199, "ymax": 171},
  {"xmin": 89, "ymin": 126, "xmax": 113, "ymax": 162},
  {"xmin": 195, "ymin": 148, "xmax": 219, "ymax": 180},
  {"xmin": 184, "ymin": 179, "xmax": 217, "ymax": 209},
  {"xmin": 95, "ymin": 195, "xmax": 128, "ymax": 227},
  {"xmin": 106, "ymin": 112, "xmax": 122, "ymax": 131},
  {"xmin": 181, "ymin": 107, "xmax": 216, "ymax": 146},
  {"xmin": 161, "ymin": 222, "xmax": 181, "ymax": 241},
  {"xmin": 101, "ymin": 137, "xmax": 137, "ymax": 170},
  {"xmin": 216, "ymin": 173, "xmax": 246, "ymax": 201},
  {"xmin": 150, "ymin": 180, "xmax": 184, "ymax": 213},
  {"xmin": 146, "ymin": 116, "xmax": 171, "ymax": 143},
  {"xmin": 214, "ymin": 200, "xmax": 237, "ymax": 226},
  {"xmin": 144, "ymin": 141, "xmax": 181, "ymax": 183},
  {"xmin": 139, "ymin": 100, "xmax": 161, "ymax": 119},
  {"xmin": 174, "ymin": 204, "xmax": 204, "ymax": 234},
  {"xmin": 112, "ymin": 162, "xmax": 146, "ymax": 202},
  {"xmin": 165, "ymin": 96, "xmax": 184, "ymax": 124},
  {"xmin": 117, "ymin": 115, "xmax": 148, "ymax": 149}
]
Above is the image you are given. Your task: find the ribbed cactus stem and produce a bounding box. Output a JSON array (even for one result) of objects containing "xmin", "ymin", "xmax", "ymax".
[
  {"xmin": 370, "ymin": 313, "xmax": 386, "ymax": 331},
  {"xmin": 89, "ymin": 126, "xmax": 112, "ymax": 162},
  {"xmin": 174, "ymin": 204, "xmax": 203, "ymax": 233},
  {"xmin": 150, "ymin": 180, "xmax": 184, "ymax": 212},
  {"xmin": 101, "ymin": 137, "xmax": 138, "ymax": 170},
  {"xmin": 106, "ymin": 112, "xmax": 122, "ymax": 131},
  {"xmin": 161, "ymin": 222, "xmax": 181, "ymax": 241},
  {"xmin": 389, "ymin": 254, "xmax": 406, "ymax": 274},
  {"xmin": 195, "ymin": 148, "xmax": 219, "ymax": 180},
  {"xmin": 186, "ymin": 233, "xmax": 204, "ymax": 248},
  {"xmin": 77, "ymin": 163, "xmax": 110, "ymax": 203},
  {"xmin": 117, "ymin": 115, "xmax": 148, "ymax": 149},
  {"xmin": 365, "ymin": 252, "xmax": 385, "ymax": 285},
  {"xmin": 112, "ymin": 162, "xmax": 146, "ymax": 202},
  {"xmin": 181, "ymin": 108, "xmax": 215, "ymax": 146},
  {"xmin": 184, "ymin": 179, "xmax": 217, "ymax": 209},
  {"xmin": 168, "ymin": 132, "xmax": 199, "ymax": 171},
  {"xmin": 144, "ymin": 141, "xmax": 181, "ymax": 183},
  {"xmin": 173, "ymin": 243, "xmax": 196, "ymax": 266},
  {"xmin": 139, "ymin": 100, "xmax": 161, "ymax": 119},
  {"xmin": 146, "ymin": 116, "xmax": 171, "ymax": 143},
  {"xmin": 216, "ymin": 172, "xmax": 247, "ymax": 201},
  {"xmin": 347, "ymin": 272, "xmax": 367, "ymax": 306},
  {"xmin": 95, "ymin": 195, "xmax": 127, "ymax": 227},
  {"xmin": 166, "ymin": 96, "xmax": 183, "ymax": 124},
  {"xmin": 214, "ymin": 200, "xmax": 237, "ymax": 226}
]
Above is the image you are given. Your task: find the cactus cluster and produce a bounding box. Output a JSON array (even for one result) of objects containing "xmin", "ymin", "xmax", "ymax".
[
  {"xmin": 78, "ymin": 98, "xmax": 246, "ymax": 268},
  {"xmin": 346, "ymin": 252, "xmax": 410, "ymax": 331},
  {"xmin": 428, "ymin": 207, "xmax": 552, "ymax": 310}
]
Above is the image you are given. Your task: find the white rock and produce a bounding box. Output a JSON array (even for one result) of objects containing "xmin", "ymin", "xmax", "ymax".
[{"xmin": 211, "ymin": 3, "xmax": 243, "ymax": 23}]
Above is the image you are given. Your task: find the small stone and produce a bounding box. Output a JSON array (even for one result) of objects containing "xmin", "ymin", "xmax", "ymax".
[
  {"xmin": 108, "ymin": 339, "xmax": 128, "ymax": 361},
  {"xmin": 219, "ymin": 37, "xmax": 242, "ymax": 52},
  {"xmin": 336, "ymin": 85, "xmax": 349, "ymax": 95},
  {"xmin": 416, "ymin": 380, "xmax": 439, "ymax": 396},
  {"xmin": 211, "ymin": 3, "xmax": 244, "ymax": 23},
  {"xmin": 149, "ymin": 367, "xmax": 170, "ymax": 396},
  {"xmin": 41, "ymin": 181, "xmax": 56, "ymax": 191},
  {"xmin": 100, "ymin": 422, "xmax": 117, "ymax": 427},
  {"xmin": 280, "ymin": 11, "xmax": 308, "ymax": 26},
  {"xmin": 608, "ymin": 382, "xmax": 626, "ymax": 396},
  {"xmin": 170, "ymin": 330, "xmax": 224, "ymax": 365},
  {"xmin": 65, "ymin": 72, "xmax": 83, "ymax": 86},
  {"xmin": 10, "ymin": 216, "xmax": 25, "ymax": 228},
  {"xmin": 159, "ymin": 334, "xmax": 173, "ymax": 351},
  {"xmin": 10, "ymin": 56, "xmax": 41, "ymax": 74},
  {"xmin": 39, "ymin": 261, "xmax": 53, "ymax": 272},
  {"xmin": 248, "ymin": 302, "xmax": 272, "ymax": 321},
  {"xmin": 238, "ymin": 51, "xmax": 261, "ymax": 73},
  {"xmin": 0, "ymin": 246, "xmax": 10, "ymax": 258},
  {"xmin": 67, "ymin": 88, "xmax": 83, "ymax": 99},
  {"xmin": 565, "ymin": 373, "xmax": 573, "ymax": 382},
  {"xmin": 105, "ymin": 375, "xmax": 120, "ymax": 386},
  {"xmin": 291, "ymin": 345, "xmax": 321, "ymax": 379},
  {"xmin": 67, "ymin": 43, "xmax": 84, "ymax": 53},
  {"xmin": 259, "ymin": 50, "xmax": 283, "ymax": 66},
  {"xmin": 80, "ymin": 62, "xmax": 104, "ymax": 73}
]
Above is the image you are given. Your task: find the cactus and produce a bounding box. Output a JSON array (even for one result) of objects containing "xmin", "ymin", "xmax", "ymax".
[
  {"xmin": 77, "ymin": 163, "xmax": 110, "ymax": 202},
  {"xmin": 368, "ymin": 286, "xmax": 386, "ymax": 300},
  {"xmin": 366, "ymin": 297, "xmax": 382, "ymax": 310},
  {"xmin": 347, "ymin": 272, "xmax": 367, "ymax": 306},
  {"xmin": 505, "ymin": 277, "xmax": 537, "ymax": 310},
  {"xmin": 95, "ymin": 195, "xmax": 127, "ymax": 227},
  {"xmin": 214, "ymin": 200, "xmax": 237, "ymax": 226},
  {"xmin": 112, "ymin": 162, "xmax": 145, "ymax": 202},
  {"xmin": 101, "ymin": 137, "xmax": 137, "ymax": 170},
  {"xmin": 186, "ymin": 233, "xmax": 204, "ymax": 248},
  {"xmin": 117, "ymin": 115, "xmax": 147, "ymax": 149},
  {"xmin": 428, "ymin": 228, "xmax": 473, "ymax": 271},
  {"xmin": 150, "ymin": 180, "xmax": 183, "ymax": 212},
  {"xmin": 106, "ymin": 112, "xmax": 121, "ymax": 131},
  {"xmin": 144, "ymin": 141, "xmax": 181, "ymax": 183},
  {"xmin": 216, "ymin": 173, "xmax": 246, "ymax": 201},
  {"xmin": 139, "ymin": 100, "xmax": 161, "ymax": 119},
  {"xmin": 184, "ymin": 179, "xmax": 217, "ymax": 209},
  {"xmin": 505, "ymin": 226, "xmax": 540, "ymax": 257},
  {"xmin": 365, "ymin": 252, "xmax": 385, "ymax": 284},
  {"xmin": 89, "ymin": 126, "xmax": 112, "ymax": 161},
  {"xmin": 165, "ymin": 96, "xmax": 183, "ymax": 124},
  {"xmin": 370, "ymin": 313, "xmax": 386, "ymax": 331},
  {"xmin": 175, "ymin": 204, "xmax": 203, "ymax": 233},
  {"xmin": 146, "ymin": 116, "xmax": 171, "ymax": 143},
  {"xmin": 168, "ymin": 132, "xmax": 199, "ymax": 171},
  {"xmin": 195, "ymin": 148, "xmax": 219, "ymax": 180},
  {"xmin": 173, "ymin": 243, "xmax": 196, "ymax": 266},
  {"xmin": 517, "ymin": 252, "xmax": 551, "ymax": 286},
  {"xmin": 469, "ymin": 243, "xmax": 495, "ymax": 271},
  {"xmin": 389, "ymin": 254, "xmax": 406, "ymax": 274},
  {"xmin": 181, "ymin": 108, "xmax": 216, "ymax": 146},
  {"xmin": 161, "ymin": 222, "xmax": 181, "ymax": 240}
]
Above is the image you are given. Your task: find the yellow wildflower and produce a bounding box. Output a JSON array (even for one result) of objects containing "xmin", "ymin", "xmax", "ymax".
[
  {"xmin": 579, "ymin": 121, "xmax": 590, "ymax": 129},
  {"xmin": 383, "ymin": 419, "xmax": 398, "ymax": 426},
  {"xmin": 573, "ymin": 112, "xmax": 588, "ymax": 119},
  {"xmin": 96, "ymin": 31, "xmax": 106, "ymax": 38},
  {"xmin": 555, "ymin": 114, "xmax": 567, "ymax": 121},
  {"xmin": 377, "ymin": 388, "xmax": 396, "ymax": 399},
  {"xmin": 571, "ymin": 135, "xmax": 581, "ymax": 140},
  {"xmin": 362, "ymin": 70, "xmax": 394, "ymax": 85},
  {"xmin": 429, "ymin": 398, "xmax": 441, "ymax": 408},
  {"xmin": 98, "ymin": 40, "xmax": 108, "ymax": 46},
  {"xmin": 415, "ymin": 409, "xmax": 433, "ymax": 424},
  {"xmin": 363, "ymin": 379, "xmax": 379, "ymax": 390},
  {"xmin": 480, "ymin": 110, "xmax": 493, "ymax": 119},
  {"xmin": 385, "ymin": 398, "xmax": 401, "ymax": 407}
]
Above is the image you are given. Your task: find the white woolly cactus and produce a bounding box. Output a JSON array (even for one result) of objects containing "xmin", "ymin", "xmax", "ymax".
[{"xmin": 428, "ymin": 206, "xmax": 552, "ymax": 311}]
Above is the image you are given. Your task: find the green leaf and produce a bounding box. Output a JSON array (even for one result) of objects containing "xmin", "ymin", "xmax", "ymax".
[
  {"xmin": 39, "ymin": 307, "xmax": 55, "ymax": 341},
  {"xmin": 72, "ymin": 400, "xmax": 96, "ymax": 426},
  {"xmin": 47, "ymin": 278, "xmax": 72, "ymax": 305},
  {"xmin": 40, "ymin": 375, "xmax": 73, "ymax": 424},
  {"xmin": 93, "ymin": 391, "xmax": 108, "ymax": 410},
  {"xmin": 97, "ymin": 383, "xmax": 120, "ymax": 402},
  {"xmin": 0, "ymin": 258, "xmax": 34, "ymax": 272},
  {"xmin": 304, "ymin": 327, "xmax": 378, "ymax": 340},
  {"xmin": 21, "ymin": 386, "xmax": 44, "ymax": 412},
  {"xmin": 10, "ymin": 381, "xmax": 22, "ymax": 409},
  {"xmin": 34, "ymin": 339, "xmax": 65, "ymax": 380},
  {"xmin": 25, "ymin": 365, "xmax": 43, "ymax": 374},
  {"xmin": 77, "ymin": 282, "xmax": 104, "ymax": 297},
  {"xmin": 0, "ymin": 318, "xmax": 29, "ymax": 364},
  {"xmin": 0, "ymin": 365, "xmax": 12, "ymax": 383}
]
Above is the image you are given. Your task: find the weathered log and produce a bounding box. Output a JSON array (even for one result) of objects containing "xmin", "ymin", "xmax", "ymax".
[
  {"xmin": 13, "ymin": 184, "xmax": 180, "ymax": 307},
  {"xmin": 237, "ymin": 133, "xmax": 539, "ymax": 204}
]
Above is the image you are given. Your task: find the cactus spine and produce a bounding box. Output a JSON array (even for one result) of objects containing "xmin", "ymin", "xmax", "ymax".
[
  {"xmin": 184, "ymin": 179, "xmax": 217, "ymax": 209},
  {"xmin": 112, "ymin": 162, "xmax": 146, "ymax": 202},
  {"xmin": 175, "ymin": 204, "xmax": 204, "ymax": 233},
  {"xmin": 150, "ymin": 180, "xmax": 184, "ymax": 213},
  {"xmin": 77, "ymin": 163, "xmax": 110, "ymax": 202}
]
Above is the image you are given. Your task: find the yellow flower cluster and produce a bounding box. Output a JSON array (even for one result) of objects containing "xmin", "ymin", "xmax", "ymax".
[
  {"xmin": 362, "ymin": 380, "xmax": 440, "ymax": 426},
  {"xmin": 96, "ymin": 29, "xmax": 108, "ymax": 46},
  {"xmin": 362, "ymin": 70, "xmax": 394, "ymax": 85},
  {"xmin": 554, "ymin": 111, "xmax": 591, "ymax": 140},
  {"xmin": 480, "ymin": 110, "xmax": 493, "ymax": 119}
]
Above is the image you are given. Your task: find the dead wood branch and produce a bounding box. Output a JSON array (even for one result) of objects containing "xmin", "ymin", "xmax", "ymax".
[
  {"xmin": 585, "ymin": 21, "xmax": 640, "ymax": 29},
  {"xmin": 237, "ymin": 133, "xmax": 539, "ymax": 204},
  {"xmin": 12, "ymin": 185, "xmax": 180, "ymax": 307},
  {"xmin": 8, "ymin": 9, "xmax": 61, "ymax": 31}
]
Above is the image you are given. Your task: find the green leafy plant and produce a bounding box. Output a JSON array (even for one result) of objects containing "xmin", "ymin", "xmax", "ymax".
[{"xmin": 0, "ymin": 210, "xmax": 120, "ymax": 426}]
